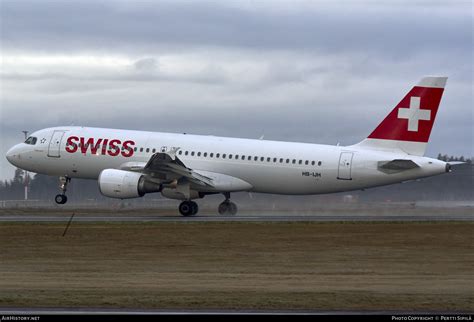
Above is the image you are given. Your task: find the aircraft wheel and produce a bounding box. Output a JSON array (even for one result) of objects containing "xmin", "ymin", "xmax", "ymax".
[
  {"xmin": 55, "ymin": 194, "xmax": 67, "ymax": 205},
  {"xmin": 179, "ymin": 201, "xmax": 197, "ymax": 216},
  {"xmin": 228, "ymin": 202, "xmax": 237, "ymax": 215},
  {"xmin": 218, "ymin": 201, "xmax": 237, "ymax": 215},
  {"xmin": 190, "ymin": 201, "xmax": 199, "ymax": 215},
  {"xmin": 218, "ymin": 202, "xmax": 227, "ymax": 215}
]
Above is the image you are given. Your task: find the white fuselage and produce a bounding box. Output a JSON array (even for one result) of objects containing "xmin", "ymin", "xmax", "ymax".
[{"xmin": 6, "ymin": 126, "xmax": 447, "ymax": 196}]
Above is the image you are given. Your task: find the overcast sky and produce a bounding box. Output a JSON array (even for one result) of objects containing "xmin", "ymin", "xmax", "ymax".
[{"xmin": 0, "ymin": 0, "xmax": 472, "ymax": 180}]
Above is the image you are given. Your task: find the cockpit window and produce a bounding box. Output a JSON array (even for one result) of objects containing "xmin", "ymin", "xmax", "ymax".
[{"xmin": 24, "ymin": 137, "xmax": 37, "ymax": 145}]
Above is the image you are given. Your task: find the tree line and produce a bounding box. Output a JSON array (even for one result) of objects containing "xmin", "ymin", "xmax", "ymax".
[
  {"xmin": 437, "ymin": 154, "xmax": 472, "ymax": 163},
  {"xmin": 0, "ymin": 169, "xmax": 104, "ymax": 201}
]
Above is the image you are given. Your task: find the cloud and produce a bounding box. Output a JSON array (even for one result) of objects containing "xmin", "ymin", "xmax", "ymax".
[
  {"xmin": 133, "ymin": 57, "xmax": 159, "ymax": 73},
  {"xmin": 2, "ymin": 0, "xmax": 471, "ymax": 55}
]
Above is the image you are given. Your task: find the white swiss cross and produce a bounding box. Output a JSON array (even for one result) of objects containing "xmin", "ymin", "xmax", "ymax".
[{"xmin": 397, "ymin": 96, "xmax": 431, "ymax": 132}]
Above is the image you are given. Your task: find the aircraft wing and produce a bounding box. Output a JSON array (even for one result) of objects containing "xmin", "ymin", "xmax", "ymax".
[{"xmin": 119, "ymin": 148, "xmax": 214, "ymax": 187}]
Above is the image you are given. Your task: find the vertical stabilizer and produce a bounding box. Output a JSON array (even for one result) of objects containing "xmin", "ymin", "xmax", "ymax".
[{"xmin": 354, "ymin": 76, "xmax": 447, "ymax": 156}]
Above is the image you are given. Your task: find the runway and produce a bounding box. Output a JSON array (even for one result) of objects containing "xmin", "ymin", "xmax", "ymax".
[{"xmin": 0, "ymin": 213, "xmax": 472, "ymax": 222}]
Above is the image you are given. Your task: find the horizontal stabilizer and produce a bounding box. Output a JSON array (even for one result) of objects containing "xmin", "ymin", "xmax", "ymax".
[{"xmin": 378, "ymin": 159, "xmax": 419, "ymax": 173}]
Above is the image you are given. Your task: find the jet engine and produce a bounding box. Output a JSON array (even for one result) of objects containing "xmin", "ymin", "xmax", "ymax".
[{"xmin": 98, "ymin": 169, "xmax": 161, "ymax": 199}]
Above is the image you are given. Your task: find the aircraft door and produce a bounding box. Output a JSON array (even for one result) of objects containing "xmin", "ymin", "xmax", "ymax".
[
  {"xmin": 48, "ymin": 130, "xmax": 66, "ymax": 157},
  {"xmin": 337, "ymin": 152, "xmax": 353, "ymax": 180}
]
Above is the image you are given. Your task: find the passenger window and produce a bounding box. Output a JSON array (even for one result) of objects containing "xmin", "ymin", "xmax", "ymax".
[
  {"xmin": 305, "ymin": 160, "xmax": 309, "ymax": 165},
  {"xmin": 273, "ymin": 158, "xmax": 277, "ymax": 162},
  {"xmin": 241, "ymin": 155, "xmax": 245, "ymax": 160},
  {"xmin": 280, "ymin": 158, "xmax": 283, "ymax": 163},
  {"xmin": 267, "ymin": 157, "xmax": 271, "ymax": 162},
  {"xmin": 235, "ymin": 155, "xmax": 239, "ymax": 159},
  {"xmin": 311, "ymin": 161, "xmax": 315, "ymax": 166},
  {"xmin": 260, "ymin": 157, "xmax": 264, "ymax": 162},
  {"xmin": 204, "ymin": 152, "xmax": 207, "ymax": 157},
  {"xmin": 318, "ymin": 161, "xmax": 322, "ymax": 166},
  {"xmin": 210, "ymin": 153, "xmax": 214, "ymax": 157},
  {"xmin": 146, "ymin": 148, "xmax": 150, "ymax": 153},
  {"xmin": 134, "ymin": 147, "xmax": 138, "ymax": 152},
  {"xmin": 178, "ymin": 150, "xmax": 182, "ymax": 155},
  {"xmin": 185, "ymin": 151, "xmax": 189, "ymax": 156},
  {"xmin": 292, "ymin": 159, "xmax": 296, "ymax": 164},
  {"xmin": 286, "ymin": 159, "xmax": 289, "ymax": 163},
  {"xmin": 140, "ymin": 148, "xmax": 144, "ymax": 152},
  {"xmin": 223, "ymin": 154, "xmax": 226, "ymax": 159},
  {"xmin": 197, "ymin": 152, "xmax": 201, "ymax": 157},
  {"xmin": 248, "ymin": 156, "xmax": 251, "ymax": 161},
  {"xmin": 216, "ymin": 153, "xmax": 220, "ymax": 158},
  {"xmin": 298, "ymin": 160, "xmax": 302, "ymax": 165},
  {"xmin": 152, "ymin": 148, "xmax": 156, "ymax": 153},
  {"xmin": 229, "ymin": 154, "xmax": 233, "ymax": 159},
  {"xmin": 191, "ymin": 151, "xmax": 195, "ymax": 156},
  {"xmin": 254, "ymin": 156, "xmax": 258, "ymax": 161}
]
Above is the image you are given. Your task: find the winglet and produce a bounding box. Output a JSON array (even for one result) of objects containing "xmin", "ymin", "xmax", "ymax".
[{"xmin": 167, "ymin": 147, "xmax": 180, "ymax": 160}]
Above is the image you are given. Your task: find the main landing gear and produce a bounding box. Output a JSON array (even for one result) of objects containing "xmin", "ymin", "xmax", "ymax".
[
  {"xmin": 218, "ymin": 192, "xmax": 237, "ymax": 216},
  {"xmin": 177, "ymin": 193, "xmax": 238, "ymax": 217},
  {"xmin": 179, "ymin": 200, "xmax": 199, "ymax": 216},
  {"xmin": 55, "ymin": 176, "xmax": 70, "ymax": 205}
]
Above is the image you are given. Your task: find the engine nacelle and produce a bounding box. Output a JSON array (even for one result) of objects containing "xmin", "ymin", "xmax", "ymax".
[{"xmin": 98, "ymin": 169, "xmax": 161, "ymax": 199}]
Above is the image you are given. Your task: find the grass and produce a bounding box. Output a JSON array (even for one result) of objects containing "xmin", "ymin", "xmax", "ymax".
[{"xmin": 0, "ymin": 221, "xmax": 472, "ymax": 311}]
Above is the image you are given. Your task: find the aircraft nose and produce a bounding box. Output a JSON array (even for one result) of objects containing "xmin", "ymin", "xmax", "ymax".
[{"xmin": 6, "ymin": 145, "xmax": 19, "ymax": 165}]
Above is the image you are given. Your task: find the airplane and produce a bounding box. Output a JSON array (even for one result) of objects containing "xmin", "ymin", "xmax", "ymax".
[{"xmin": 6, "ymin": 76, "xmax": 455, "ymax": 216}]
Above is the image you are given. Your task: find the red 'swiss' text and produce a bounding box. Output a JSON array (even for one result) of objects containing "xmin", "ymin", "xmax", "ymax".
[{"xmin": 65, "ymin": 136, "xmax": 135, "ymax": 157}]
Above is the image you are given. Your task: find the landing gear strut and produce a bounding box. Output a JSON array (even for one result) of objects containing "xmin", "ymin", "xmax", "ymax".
[
  {"xmin": 218, "ymin": 192, "xmax": 238, "ymax": 215},
  {"xmin": 179, "ymin": 200, "xmax": 198, "ymax": 216},
  {"xmin": 55, "ymin": 176, "xmax": 70, "ymax": 205}
]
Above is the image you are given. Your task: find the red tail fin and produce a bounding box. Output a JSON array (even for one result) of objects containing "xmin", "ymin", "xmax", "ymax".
[{"xmin": 356, "ymin": 77, "xmax": 447, "ymax": 156}]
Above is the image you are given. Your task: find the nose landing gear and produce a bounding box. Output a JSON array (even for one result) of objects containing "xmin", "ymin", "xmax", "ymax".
[{"xmin": 55, "ymin": 176, "xmax": 70, "ymax": 205}]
